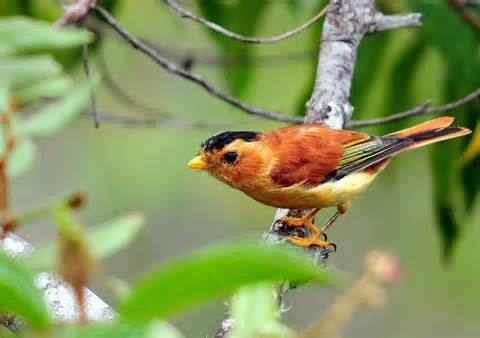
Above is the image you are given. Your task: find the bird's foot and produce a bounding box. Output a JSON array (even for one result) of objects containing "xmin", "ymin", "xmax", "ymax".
[
  {"xmin": 286, "ymin": 234, "xmax": 336, "ymax": 251},
  {"xmin": 277, "ymin": 215, "xmax": 319, "ymax": 233}
]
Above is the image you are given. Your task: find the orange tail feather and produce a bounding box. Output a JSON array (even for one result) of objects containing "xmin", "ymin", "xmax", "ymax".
[{"xmin": 389, "ymin": 116, "xmax": 471, "ymax": 149}]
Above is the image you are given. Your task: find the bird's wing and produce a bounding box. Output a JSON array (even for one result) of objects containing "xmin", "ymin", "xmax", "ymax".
[
  {"xmin": 323, "ymin": 135, "xmax": 414, "ymax": 182},
  {"xmin": 266, "ymin": 124, "xmax": 414, "ymax": 187},
  {"xmin": 266, "ymin": 125, "xmax": 369, "ymax": 187}
]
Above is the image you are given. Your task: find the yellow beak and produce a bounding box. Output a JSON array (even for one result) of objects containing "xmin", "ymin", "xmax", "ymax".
[{"xmin": 187, "ymin": 155, "xmax": 207, "ymax": 170}]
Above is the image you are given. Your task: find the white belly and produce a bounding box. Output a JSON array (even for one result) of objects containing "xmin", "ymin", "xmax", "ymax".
[
  {"xmin": 239, "ymin": 172, "xmax": 379, "ymax": 210},
  {"xmin": 307, "ymin": 171, "xmax": 377, "ymax": 207}
]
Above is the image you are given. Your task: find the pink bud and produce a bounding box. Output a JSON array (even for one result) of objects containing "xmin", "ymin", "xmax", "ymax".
[{"xmin": 365, "ymin": 250, "xmax": 402, "ymax": 284}]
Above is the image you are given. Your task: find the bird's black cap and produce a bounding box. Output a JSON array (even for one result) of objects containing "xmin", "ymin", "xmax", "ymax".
[{"xmin": 201, "ymin": 131, "xmax": 258, "ymax": 152}]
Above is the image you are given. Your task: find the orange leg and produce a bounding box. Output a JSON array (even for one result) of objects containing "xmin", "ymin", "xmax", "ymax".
[
  {"xmin": 280, "ymin": 202, "xmax": 351, "ymax": 250},
  {"xmin": 277, "ymin": 208, "xmax": 320, "ymax": 233}
]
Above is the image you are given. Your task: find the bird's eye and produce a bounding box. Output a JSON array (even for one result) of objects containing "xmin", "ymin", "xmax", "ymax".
[{"xmin": 222, "ymin": 151, "xmax": 238, "ymax": 165}]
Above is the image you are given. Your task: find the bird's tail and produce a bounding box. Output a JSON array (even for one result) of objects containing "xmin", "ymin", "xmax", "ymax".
[{"xmin": 389, "ymin": 116, "xmax": 471, "ymax": 150}]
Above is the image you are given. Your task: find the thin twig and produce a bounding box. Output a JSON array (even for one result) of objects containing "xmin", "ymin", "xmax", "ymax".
[
  {"xmin": 85, "ymin": 18, "xmax": 317, "ymax": 68},
  {"xmin": 164, "ymin": 0, "xmax": 329, "ymax": 44},
  {"xmin": 144, "ymin": 42, "xmax": 317, "ymax": 68},
  {"xmin": 83, "ymin": 43, "xmax": 100, "ymax": 128},
  {"xmin": 448, "ymin": 0, "xmax": 480, "ymax": 30},
  {"xmin": 0, "ymin": 101, "xmax": 16, "ymax": 236},
  {"xmin": 93, "ymin": 6, "xmax": 303, "ymax": 124},
  {"xmin": 95, "ymin": 111, "xmax": 247, "ymax": 129},
  {"xmin": 347, "ymin": 88, "xmax": 480, "ymax": 128}
]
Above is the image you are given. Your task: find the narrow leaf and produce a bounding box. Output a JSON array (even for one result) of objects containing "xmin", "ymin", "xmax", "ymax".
[
  {"xmin": 0, "ymin": 252, "xmax": 51, "ymax": 329},
  {"xmin": 16, "ymin": 76, "xmax": 73, "ymax": 104},
  {"xmin": 0, "ymin": 55, "xmax": 61, "ymax": 89},
  {"xmin": 21, "ymin": 79, "xmax": 95, "ymax": 137},
  {"xmin": 0, "ymin": 17, "xmax": 91, "ymax": 56},
  {"xmin": 7, "ymin": 137, "xmax": 37, "ymax": 178},
  {"xmin": 462, "ymin": 124, "xmax": 480, "ymax": 165},
  {"xmin": 120, "ymin": 241, "xmax": 332, "ymax": 321}
]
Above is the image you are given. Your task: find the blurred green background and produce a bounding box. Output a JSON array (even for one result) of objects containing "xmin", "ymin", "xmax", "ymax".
[{"xmin": 4, "ymin": 0, "xmax": 480, "ymax": 337}]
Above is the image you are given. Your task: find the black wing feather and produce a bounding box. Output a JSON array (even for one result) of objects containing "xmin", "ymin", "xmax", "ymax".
[{"xmin": 323, "ymin": 136, "xmax": 413, "ymax": 182}]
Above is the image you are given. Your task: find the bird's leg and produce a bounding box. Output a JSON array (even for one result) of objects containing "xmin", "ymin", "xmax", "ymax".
[
  {"xmin": 279, "ymin": 208, "xmax": 331, "ymax": 249},
  {"xmin": 277, "ymin": 208, "xmax": 321, "ymax": 234},
  {"xmin": 320, "ymin": 202, "xmax": 351, "ymax": 233},
  {"xmin": 285, "ymin": 202, "xmax": 350, "ymax": 250}
]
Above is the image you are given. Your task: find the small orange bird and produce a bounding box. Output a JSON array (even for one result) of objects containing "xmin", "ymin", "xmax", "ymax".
[{"xmin": 187, "ymin": 117, "xmax": 470, "ymax": 249}]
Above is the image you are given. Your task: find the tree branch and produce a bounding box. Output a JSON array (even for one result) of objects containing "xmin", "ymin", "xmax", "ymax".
[
  {"xmin": 55, "ymin": 0, "xmax": 101, "ymax": 27},
  {"xmin": 163, "ymin": 0, "xmax": 329, "ymax": 44},
  {"xmin": 305, "ymin": 1, "xmax": 421, "ymax": 127},
  {"xmin": 93, "ymin": 6, "xmax": 303, "ymax": 124},
  {"xmin": 347, "ymin": 87, "xmax": 480, "ymax": 128}
]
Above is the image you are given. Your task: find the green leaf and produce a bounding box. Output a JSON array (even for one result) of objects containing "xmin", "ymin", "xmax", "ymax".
[
  {"xmin": 0, "ymin": 16, "xmax": 92, "ymax": 56},
  {"xmin": 408, "ymin": 1, "xmax": 480, "ymax": 92},
  {"xmin": 230, "ymin": 283, "xmax": 293, "ymax": 338},
  {"xmin": 120, "ymin": 241, "xmax": 332, "ymax": 321},
  {"xmin": 0, "ymin": 55, "xmax": 61, "ymax": 89},
  {"xmin": 0, "ymin": 252, "xmax": 51, "ymax": 329},
  {"xmin": 16, "ymin": 76, "xmax": 73, "ymax": 104},
  {"xmin": 21, "ymin": 79, "xmax": 95, "ymax": 137},
  {"xmin": 25, "ymin": 213, "xmax": 144, "ymax": 272},
  {"xmin": 89, "ymin": 213, "xmax": 144, "ymax": 261},
  {"xmin": 50, "ymin": 321, "xmax": 183, "ymax": 338},
  {"xmin": 7, "ymin": 137, "xmax": 37, "ymax": 178}
]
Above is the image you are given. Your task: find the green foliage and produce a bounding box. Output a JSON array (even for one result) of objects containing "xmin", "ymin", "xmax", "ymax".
[
  {"xmin": 0, "ymin": 0, "xmax": 121, "ymax": 69},
  {"xmin": 0, "ymin": 17, "xmax": 91, "ymax": 56},
  {"xmin": 21, "ymin": 79, "xmax": 95, "ymax": 137},
  {"xmin": 0, "ymin": 55, "xmax": 62, "ymax": 88},
  {"xmin": 0, "ymin": 253, "xmax": 51, "ymax": 329},
  {"xmin": 120, "ymin": 241, "xmax": 332, "ymax": 321},
  {"xmin": 0, "ymin": 16, "xmax": 94, "ymax": 180}
]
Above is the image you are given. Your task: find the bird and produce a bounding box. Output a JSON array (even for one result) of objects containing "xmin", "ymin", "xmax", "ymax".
[{"xmin": 187, "ymin": 116, "xmax": 470, "ymax": 249}]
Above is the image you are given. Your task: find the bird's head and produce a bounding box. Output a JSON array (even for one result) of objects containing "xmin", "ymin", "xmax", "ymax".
[{"xmin": 187, "ymin": 131, "xmax": 270, "ymax": 188}]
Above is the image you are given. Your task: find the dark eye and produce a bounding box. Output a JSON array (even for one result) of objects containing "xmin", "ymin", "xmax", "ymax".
[{"xmin": 222, "ymin": 151, "xmax": 238, "ymax": 165}]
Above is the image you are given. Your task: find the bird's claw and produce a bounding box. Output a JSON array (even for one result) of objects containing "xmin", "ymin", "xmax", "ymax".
[
  {"xmin": 286, "ymin": 235, "xmax": 336, "ymax": 252},
  {"xmin": 276, "ymin": 216, "xmax": 309, "ymax": 228}
]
